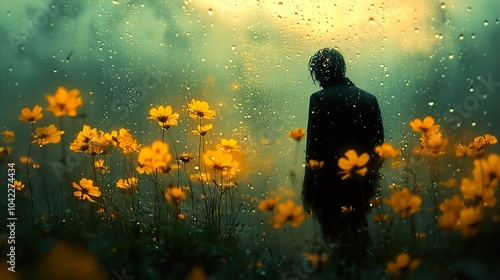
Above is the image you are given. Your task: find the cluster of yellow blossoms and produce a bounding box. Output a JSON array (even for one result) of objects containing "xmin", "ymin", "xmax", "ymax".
[{"xmin": 439, "ymin": 153, "xmax": 500, "ymax": 236}]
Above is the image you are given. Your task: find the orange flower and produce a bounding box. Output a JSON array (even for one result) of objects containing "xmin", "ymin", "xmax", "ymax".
[
  {"xmin": 460, "ymin": 178, "xmax": 496, "ymax": 207},
  {"xmin": 188, "ymin": 99, "xmax": 216, "ymax": 119},
  {"xmin": 2, "ymin": 130, "xmax": 15, "ymax": 143},
  {"xmin": 258, "ymin": 197, "xmax": 279, "ymax": 211},
  {"xmin": 116, "ymin": 177, "xmax": 138, "ymax": 190},
  {"xmin": 288, "ymin": 128, "xmax": 306, "ymax": 141},
  {"xmin": 372, "ymin": 213, "xmax": 388, "ymax": 223},
  {"xmin": 11, "ymin": 180, "xmax": 25, "ymax": 191},
  {"xmin": 337, "ymin": 149, "xmax": 370, "ymax": 180},
  {"xmin": 386, "ymin": 187, "xmax": 422, "ymax": 218},
  {"xmin": 148, "ymin": 105, "xmax": 179, "ymax": 128},
  {"xmin": 72, "ymin": 178, "xmax": 101, "ymax": 202},
  {"xmin": 420, "ymin": 131, "xmax": 448, "ymax": 156},
  {"xmin": 164, "ymin": 186, "xmax": 187, "ymax": 207},
  {"xmin": 216, "ymin": 138, "xmax": 241, "ymax": 152},
  {"xmin": 472, "ymin": 153, "xmax": 500, "ymax": 189},
  {"xmin": 104, "ymin": 128, "xmax": 140, "ymax": 154},
  {"xmin": 438, "ymin": 195, "xmax": 465, "ymax": 229},
  {"xmin": 457, "ymin": 207, "xmax": 483, "ymax": 237},
  {"xmin": 375, "ymin": 143, "xmax": 400, "ymax": 158},
  {"xmin": 308, "ymin": 159, "xmax": 324, "ymax": 170},
  {"xmin": 94, "ymin": 159, "xmax": 109, "ymax": 174},
  {"xmin": 304, "ymin": 253, "xmax": 329, "ymax": 270},
  {"xmin": 409, "ymin": 116, "xmax": 439, "ymax": 135},
  {"xmin": 190, "ymin": 172, "xmax": 211, "ymax": 184},
  {"xmin": 271, "ymin": 200, "xmax": 305, "ymax": 228},
  {"xmin": 46, "ymin": 86, "xmax": 82, "ymax": 117},
  {"xmin": 18, "ymin": 105, "xmax": 43, "ymax": 123},
  {"xmin": 340, "ymin": 205, "xmax": 355, "ymax": 215},
  {"xmin": 33, "ymin": 124, "xmax": 64, "ymax": 146},
  {"xmin": 456, "ymin": 134, "xmax": 497, "ymax": 158},
  {"xmin": 386, "ymin": 253, "xmax": 420, "ymax": 277}
]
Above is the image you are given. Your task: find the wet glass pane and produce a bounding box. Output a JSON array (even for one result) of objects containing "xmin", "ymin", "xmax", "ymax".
[{"xmin": 1, "ymin": 1, "xmax": 499, "ymax": 278}]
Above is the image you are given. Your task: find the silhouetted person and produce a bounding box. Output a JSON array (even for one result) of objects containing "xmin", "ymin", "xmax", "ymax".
[{"xmin": 302, "ymin": 48, "xmax": 384, "ymax": 267}]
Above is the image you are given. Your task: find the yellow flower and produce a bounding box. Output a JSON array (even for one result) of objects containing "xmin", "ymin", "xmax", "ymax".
[
  {"xmin": 46, "ymin": 86, "xmax": 82, "ymax": 117},
  {"xmin": 271, "ymin": 200, "xmax": 306, "ymax": 228},
  {"xmin": 10, "ymin": 180, "xmax": 25, "ymax": 191},
  {"xmin": 2, "ymin": 130, "xmax": 15, "ymax": 143},
  {"xmin": 116, "ymin": 177, "xmax": 138, "ymax": 190},
  {"xmin": 70, "ymin": 126, "xmax": 111, "ymax": 155},
  {"xmin": 164, "ymin": 186, "xmax": 187, "ymax": 207},
  {"xmin": 72, "ymin": 178, "xmax": 101, "ymax": 202},
  {"xmin": 190, "ymin": 172, "xmax": 211, "ymax": 183},
  {"xmin": 386, "ymin": 253, "xmax": 420, "ymax": 277},
  {"xmin": 258, "ymin": 197, "xmax": 279, "ymax": 211},
  {"xmin": 188, "ymin": 99, "xmax": 216, "ymax": 119},
  {"xmin": 337, "ymin": 149, "xmax": 370, "ymax": 180},
  {"xmin": 33, "ymin": 124, "xmax": 64, "ymax": 146},
  {"xmin": 148, "ymin": 105, "xmax": 179, "ymax": 128},
  {"xmin": 288, "ymin": 128, "xmax": 306, "ymax": 141},
  {"xmin": 375, "ymin": 143, "xmax": 400, "ymax": 158},
  {"xmin": 136, "ymin": 141, "xmax": 172, "ymax": 174},
  {"xmin": 304, "ymin": 253, "xmax": 329, "ymax": 270},
  {"xmin": 70, "ymin": 125, "xmax": 97, "ymax": 152},
  {"xmin": 420, "ymin": 131, "xmax": 448, "ymax": 156},
  {"xmin": 308, "ymin": 159, "xmax": 324, "ymax": 170},
  {"xmin": 386, "ymin": 187, "xmax": 422, "ymax": 218},
  {"xmin": 340, "ymin": 205, "xmax": 355, "ymax": 215},
  {"xmin": 94, "ymin": 159, "xmax": 109, "ymax": 174},
  {"xmin": 215, "ymin": 138, "xmax": 241, "ymax": 152},
  {"xmin": 178, "ymin": 152, "xmax": 193, "ymax": 163},
  {"xmin": 20, "ymin": 157, "xmax": 40, "ymax": 170},
  {"xmin": 409, "ymin": 116, "xmax": 439, "ymax": 135},
  {"xmin": 460, "ymin": 178, "xmax": 496, "ymax": 207},
  {"xmin": 456, "ymin": 134, "xmax": 498, "ymax": 158},
  {"xmin": 192, "ymin": 124, "xmax": 213, "ymax": 136},
  {"xmin": 438, "ymin": 195, "xmax": 465, "ymax": 229},
  {"xmin": 203, "ymin": 149, "xmax": 239, "ymax": 178},
  {"xmin": 105, "ymin": 128, "xmax": 140, "ymax": 154},
  {"xmin": 18, "ymin": 105, "xmax": 43, "ymax": 123},
  {"xmin": 472, "ymin": 153, "xmax": 500, "ymax": 189},
  {"xmin": 457, "ymin": 207, "xmax": 483, "ymax": 237}
]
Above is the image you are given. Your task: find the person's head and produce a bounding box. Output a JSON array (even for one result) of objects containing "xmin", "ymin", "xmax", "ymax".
[{"xmin": 308, "ymin": 48, "xmax": 346, "ymax": 88}]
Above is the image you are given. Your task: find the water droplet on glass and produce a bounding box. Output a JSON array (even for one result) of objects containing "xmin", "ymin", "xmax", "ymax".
[
  {"xmin": 112, "ymin": 0, "xmax": 119, "ymax": 4},
  {"xmin": 440, "ymin": 2, "xmax": 446, "ymax": 9},
  {"xmin": 458, "ymin": 34, "xmax": 464, "ymax": 40},
  {"xmin": 53, "ymin": 69, "xmax": 58, "ymax": 73},
  {"xmin": 471, "ymin": 122, "xmax": 476, "ymax": 127},
  {"xmin": 207, "ymin": 8, "xmax": 213, "ymax": 16},
  {"xmin": 368, "ymin": 17, "xmax": 375, "ymax": 24},
  {"xmin": 230, "ymin": 45, "xmax": 236, "ymax": 51},
  {"xmin": 428, "ymin": 101, "xmax": 435, "ymax": 107},
  {"xmin": 483, "ymin": 20, "xmax": 489, "ymax": 26},
  {"xmin": 471, "ymin": 33, "xmax": 476, "ymax": 39},
  {"xmin": 448, "ymin": 54, "xmax": 454, "ymax": 59}
]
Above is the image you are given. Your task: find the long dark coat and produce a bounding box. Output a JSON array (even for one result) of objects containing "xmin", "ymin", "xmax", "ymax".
[{"xmin": 302, "ymin": 77, "xmax": 384, "ymax": 230}]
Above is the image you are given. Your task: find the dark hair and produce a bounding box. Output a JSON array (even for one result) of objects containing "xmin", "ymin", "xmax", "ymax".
[{"xmin": 308, "ymin": 48, "xmax": 346, "ymax": 88}]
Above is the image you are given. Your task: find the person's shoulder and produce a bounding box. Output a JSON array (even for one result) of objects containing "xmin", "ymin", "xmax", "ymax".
[{"xmin": 352, "ymin": 85, "xmax": 378, "ymax": 100}]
